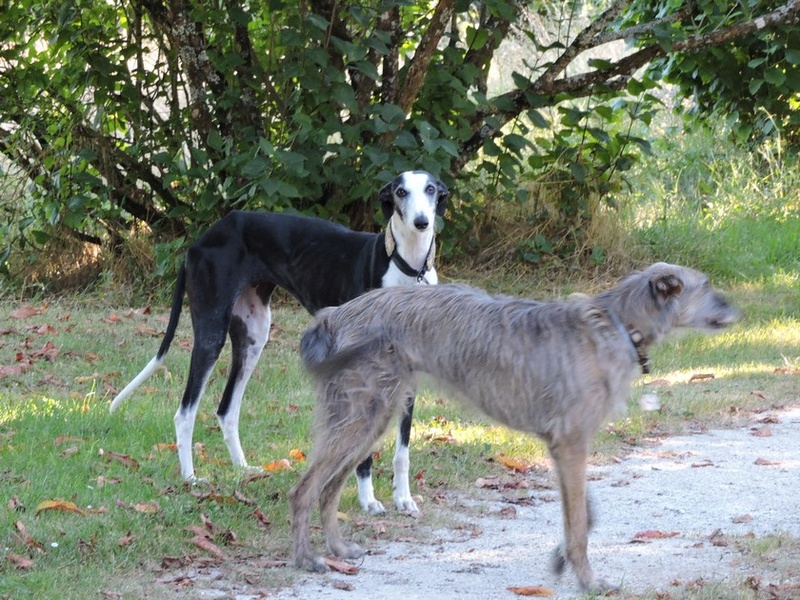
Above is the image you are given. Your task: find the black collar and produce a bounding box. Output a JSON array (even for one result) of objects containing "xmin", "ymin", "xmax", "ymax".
[
  {"xmin": 628, "ymin": 330, "xmax": 650, "ymax": 374},
  {"xmin": 385, "ymin": 222, "xmax": 435, "ymax": 284},
  {"xmin": 608, "ymin": 311, "xmax": 650, "ymax": 374}
]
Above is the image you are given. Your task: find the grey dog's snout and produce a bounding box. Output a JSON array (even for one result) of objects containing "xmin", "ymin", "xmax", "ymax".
[{"xmin": 413, "ymin": 215, "xmax": 429, "ymax": 230}]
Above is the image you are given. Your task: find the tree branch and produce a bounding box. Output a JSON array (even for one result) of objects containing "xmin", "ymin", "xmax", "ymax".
[
  {"xmin": 538, "ymin": 0, "xmax": 628, "ymax": 87},
  {"xmin": 592, "ymin": 1, "xmax": 695, "ymax": 46},
  {"xmin": 453, "ymin": 0, "xmax": 800, "ymax": 175},
  {"xmin": 379, "ymin": 6, "xmax": 402, "ymax": 106},
  {"xmin": 398, "ymin": 0, "xmax": 456, "ymax": 115}
]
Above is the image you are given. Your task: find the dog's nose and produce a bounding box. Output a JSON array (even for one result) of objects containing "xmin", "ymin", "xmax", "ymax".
[{"xmin": 413, "ymin": 216, "xmax": 429, "ymax": 231}]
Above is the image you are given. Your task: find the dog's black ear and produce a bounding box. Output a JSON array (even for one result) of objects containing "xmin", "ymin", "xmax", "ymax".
[
  {"xmin": 435, "ymin": 179, "xmax": 449, "ymax": 217},
  {"xmin": 379, "ymin": 180, "xmax": 395, "ymax": 220},
  {"xmin": 650, "ymin": 273, "xmax": 683, "ymax": 300}
]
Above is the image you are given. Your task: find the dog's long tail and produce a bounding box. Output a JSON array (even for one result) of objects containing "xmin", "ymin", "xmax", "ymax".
[
  {"xmin": 109, "ymin": 263, "xmax": 187, "ymax": 413},
  {"xmin": 300, "ymin": 317, "xmax": 387, "ymax": 379}
]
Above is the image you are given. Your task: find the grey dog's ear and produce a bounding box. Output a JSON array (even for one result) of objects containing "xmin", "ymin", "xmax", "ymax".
[
  {"xmin": 435, "ymin": 178, "xmax": 449, "ymax": 217},
  {"xmin": 650, "ymin": 273, "xmax": 683, "ymax": 300},
  {"xmin": 379, "ymin": 179, "xmax": 396, "ymax": 221}
]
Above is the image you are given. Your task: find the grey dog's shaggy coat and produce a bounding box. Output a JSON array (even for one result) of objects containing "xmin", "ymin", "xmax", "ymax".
[{"xmin": 289, "ymin": 263, "xmax": 738, "ymax": 591}]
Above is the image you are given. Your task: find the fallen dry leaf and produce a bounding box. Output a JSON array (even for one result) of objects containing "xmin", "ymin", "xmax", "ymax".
[
  {"xmin": 690, "ymin": 460, "xmax": 715, "ymax": 468},
  {"xmin": 127, "ymin": 500, "xmax": 161, "ymax": 514},
  {"xmin": 233, "ymin": 490, "xmax": 256, "ymax": 506},
  {"xmin": 200, "ymin": 513, "xmax": 223, "ymax": 535},
  {"xmin": 15, "ymin": 521, "xmax": 43, "ymax": 551},
  {"xmin": 104, "ymin": 451, "xmax": 141, "ymax": 470},
  {"xmin": 135, "ymin": 325, "xmax": 161, "ymax": 337},
  {"xmin": 475, "ymin": 476, "xmax": 501, "ymax": 489},
  {"xmin": 240, "ymin": 469, "xmax": 270, "ymax": 485},
  {"xmin": 323, "ymin": 556, "xmax": 358, "ymax": 574},
  {"xmin": 59, "ymin": 445, "xmax": 79, "ymax": 458},
  {"xmin": 161, "ymin": 556, "xmax": 189, "ymax": 569},
  {"xmin": 754, "ymin": 457, "xmax": 781, "ymax": 466},
  {"xmin": 0, "ymin": 363, "xmax": 29, "ymax": 378},
  {"xmin": 31, "ymin": 341, "xmax": 60, "ymax": 361},
  {"xmin": 633, "ymin": 530, "xmax": 680, "ymax": 540},
  {"xmin": 192, "ymin": 491, "xmax": 237, "ymax": 505},
  {"xmin": 8, "ymin": 496, "xmax": 26, "ymax": 512},
  {"xmin": 756, "ymin": 415, "xmax": 779, "ymax": 424},
  {"xmin": 773, "ymin": 366, "xmax": 800, "ymax": 375},
  {"xmin": 6, "ymin": 552, "xmax": 34, "ymax": 570},
  {"xmin": 507, "ymin": 585, "xmax": 556, "ymax": 597},
  {"xmin": 289, "ymin": 448, "xmax": 306, "ymax": 461},
  {"xmin": 688, "ymin": 373, "xmax": 715, "ymax": 382},
  {"xmin": 117, "ymin": 531, "xmax": 138, "ymax": 548},
  {"xmin": 263, "ymin": 458, "xmax": 293, "ymax": 472},
  {"xmin": 332, "ymin": 580, "xmax": 355, "ymax": 591},
  {"xmin": 497, "ymin": 454, "xmax": 531, "ymax": 472},
  {"xmin": 750, "ymin": 426, "xmax": 773, "ymax": 438},
  {"xmin": 732, "ymin": 514, "xmax": 753, "ymax": 524},
  {"xmin": 10, "ymin": 305, "xmax": 45, "ymax": 319},
  {"xmin": 34, "ymin": 499, "xmax": 84, "ymax": 517},
  {"xmin": 499, "ymin": 506, "xmax": 518, "ymax": 519},
  {"xmin": 152, "ymin": 442, "xmax": 178, "ymax": 452},
  {"xmin": 252, "ymin": 508, "xmax": 271, "ymax": 530},
  {"xmin": 189, "ymin": 534, "xmax": 225, "ymax": 559},
  {"xmin": 96, "ymin": 476, "xmax": 122, "ymax": 488}
]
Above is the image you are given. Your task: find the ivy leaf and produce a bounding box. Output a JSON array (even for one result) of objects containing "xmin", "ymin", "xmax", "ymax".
[{"xmin": 763, "ymin": 67, "xmax": 786, "ymax": 86}]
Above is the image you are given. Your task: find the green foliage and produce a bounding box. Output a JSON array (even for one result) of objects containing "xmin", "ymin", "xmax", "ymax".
[
  {"xmin": 626, "ymin": 0, "xmax": 800, "ymax": 144},
  {"xmin": 0, "ymin": 0, "xmax": 798, "ymax": 284}
]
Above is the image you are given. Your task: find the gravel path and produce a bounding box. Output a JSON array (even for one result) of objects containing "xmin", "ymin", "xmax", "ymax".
[{"xmin": 273, "ymin": 406, "xmax": 800, "ymax": 599}]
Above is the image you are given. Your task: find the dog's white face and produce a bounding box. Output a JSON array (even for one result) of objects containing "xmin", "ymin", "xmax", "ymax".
[{"xmin": 380, "ymin": 171, "xmax": 448, "ymax": 233}]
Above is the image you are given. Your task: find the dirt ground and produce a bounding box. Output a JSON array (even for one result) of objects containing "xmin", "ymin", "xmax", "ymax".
[{"xmin": 263, "ymin": 406, "xmax": 800, "ymax": 599}]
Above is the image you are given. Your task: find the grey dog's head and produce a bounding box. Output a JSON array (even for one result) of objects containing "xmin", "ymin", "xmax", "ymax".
[
  {"xmin": 379, "ymin": 171, "xmax": 449, "ymax": 232},
  {"xmin": 644, "ymin": 262, "xmax": 738, "ymax": 332},
  {"xmin": 599, "ymin": 262, "xmax": 738, "ymax": 347}
]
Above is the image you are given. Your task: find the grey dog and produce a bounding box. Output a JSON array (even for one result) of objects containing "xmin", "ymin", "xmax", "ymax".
[{"xmin": 289, "ymin": 263, "xmax": 738, "ymax": 592}]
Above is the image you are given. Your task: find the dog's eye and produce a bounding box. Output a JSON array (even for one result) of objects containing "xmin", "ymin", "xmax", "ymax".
[
  {"xmin": 396, "ymin": 188, "xmax": 407, "ymax": 197},
  {"xmin": 425, "ymin": 184, "xmax": 436, "ymax": 195}
]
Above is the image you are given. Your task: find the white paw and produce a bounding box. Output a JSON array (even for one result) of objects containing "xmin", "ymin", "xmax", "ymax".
[
  {"xmin": 184, "ymin": 474, "xmax": 209, "ymax": 486},
  {"xmin": 362, "ymin": 500, "xmax": 387, "ymax": 516},
  {"xmin": 393, "ymin": 494, "xmax": 420, "ymax": 515}
]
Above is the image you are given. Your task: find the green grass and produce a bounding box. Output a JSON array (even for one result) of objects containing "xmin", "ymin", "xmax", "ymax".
[
  {"xmin": 1, "ymin": 273, "xmax": 798, "ymax": 598},
  {"xmin": 618, "ymin": 119, "xmax": 800, "ymax": 283}
]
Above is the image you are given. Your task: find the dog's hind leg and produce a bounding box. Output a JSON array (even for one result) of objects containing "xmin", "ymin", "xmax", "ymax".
[
  {"xmin": 289, "ymin": 455, "xmax": 335, "ymax": 573},
  {"xmin": 391, "ymin": 394, "xmax": 419, "ymax": 513},
  {"xmin": 548, "ymin": 435, "xmax": 612, "ymax": 593},
  {"xmin": 291, "ymin": 401, "xmax": 386, "ymax": 571},
  {"xmin": 217, "ymin": 283, "xmax": 274, "ymax": 469},
  {"xmin": 319, "ymin": 456, "xmax": 370, "ymax": 560},
  {"xmin": 175, "ymin": 320, "xmax": 228, "ymax": 481}
]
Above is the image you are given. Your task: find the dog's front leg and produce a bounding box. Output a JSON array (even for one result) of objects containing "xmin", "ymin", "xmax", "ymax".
[
  {"xmin": 549, "ymin": 436, "xmax": 614, "ymax": 593},
  {"xmin": 392, "ymin": 394, "xmax": 419, "ymax": 513},
  {"xmin": 355, "ymin": 456, "xmax": 387, "ymax": 515},
  {"xmin": 174, "ymin": 403, "xmax": 201, "ymax": 482}
]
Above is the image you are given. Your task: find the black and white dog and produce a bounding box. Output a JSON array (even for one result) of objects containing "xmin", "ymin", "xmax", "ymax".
[{"xmin": 109, "ymin": 171, "xmax": 448, "ymax": 515}]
